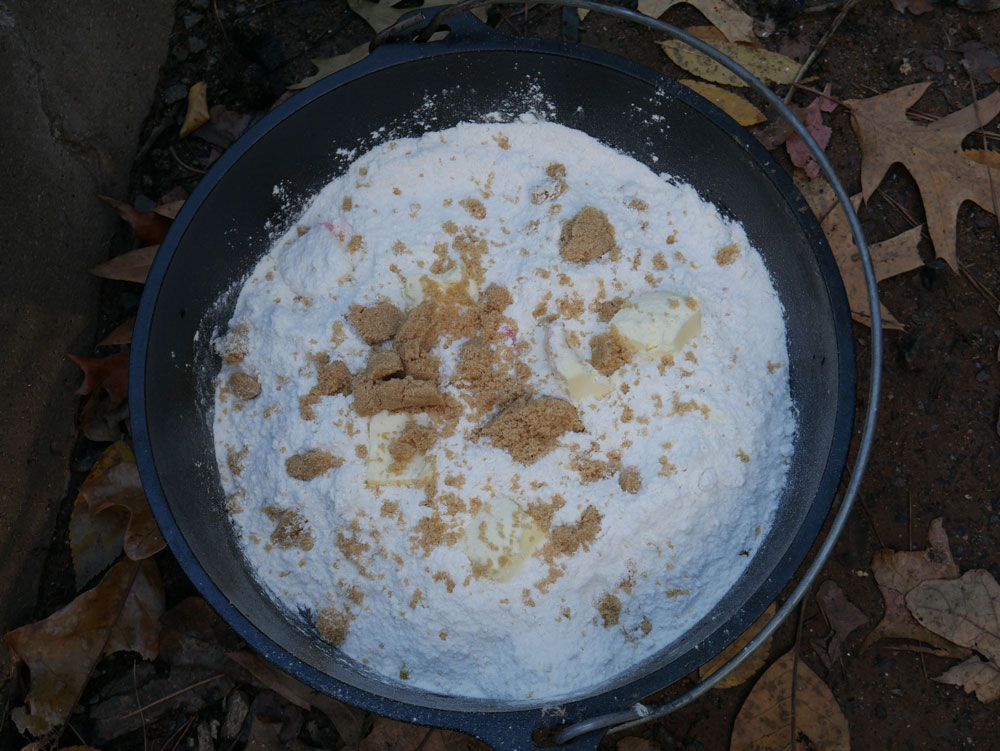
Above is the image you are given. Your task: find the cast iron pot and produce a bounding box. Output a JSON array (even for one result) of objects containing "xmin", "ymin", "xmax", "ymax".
[{"xmin": 131, "ymin": 9, "xmax": 855, "ymax": 749}]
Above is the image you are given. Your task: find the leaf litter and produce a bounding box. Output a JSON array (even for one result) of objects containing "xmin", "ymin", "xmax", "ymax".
[
  {"xmin": 811, "ymin": 580, "xmax": 868, "ymax": 669},
  {"xmin": 659, "ymin": 26, "xmax": 800, "ymax": 88},
  {"xmin": 785, "ymin": 84, "xmax": 837, "ymax": 178},
  {"xmin": 638, "ymin": 0, "xmax": 756, "ymax": 42},
  {"xmin": 96, "ymin": 194, "xmax": 173, "ymax": 245},
  {"xmin": 680, "ymin": 79, "xmax": 766, "ymax": 126}
]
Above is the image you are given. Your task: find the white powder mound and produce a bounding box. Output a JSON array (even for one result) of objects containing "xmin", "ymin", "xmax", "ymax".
[{"xmin": 211, "ymin": 118, "xmax": 796, "ymax": 701}]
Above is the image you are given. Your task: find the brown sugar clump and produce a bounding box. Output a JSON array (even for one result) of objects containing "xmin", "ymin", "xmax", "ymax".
[
  {"xmin": 317, "ymin": 605, "xmax": 353, "ymax": 647},
  {"xmin": 652, "ymin": 252, "xmax": 669, "ymax": 270},
  {"xmin": 352, "ymin": 376, "xmax": 445, "ymax": 416},
  {"xmin": 264, "ymin": 506, "xmax": 315, "ymax": 551},
  {"xmin": 544, "ymin": 505, "xmax": 602, "ymax": 558},
  {"xmin": 389, "ymin": 422, "xmax": 437, "ymax": 463},
  {"xmin": 459, "ymin": 197, "xmax": 487, "ymax": 220},
  {"xmin": 348, "ymin": 300, "xmax": 405, "ymax": 345},
  {"xmin": 590, "ymin": 330, "xmax": 634, "ymax": 377},
  {"xmin": 479, "ymin": 396, "xmax": 583, "ymax": 464},
  {"xmin": 285, "ymin": 450, "xmax": 343, "ymax": 481},
  {"xmin": 715, "ymin": 242, "xmax": 740, "ymax": 266},
  {"xmin": 218, "ymin": 323, "xmax": 250, "ymax": 365},
  {"xmin": 531, "ymin": 162, "xmax": 568, "ymax": 204},
  {"xmin": 571, "ymin": 456, "xmax": 615, "ymax": 484},
  {"xmin": 618, "ymin": 467, "xmax": 642, "ymax": 494},
  {"xmin": 316, "ymin": 359, "xmax": 352, "ymax": 395},
  {"xmin": 227, "ymin": 446, "xmax": 248, "ymax": 476},
  {"xmin": 559, "ymin": 207, "xmax": 616, "ymax": 264},
  {"xmin": 596, "ymin": 296, "xmax": 626, "ymax": 323},
  {"xmin": 229, "ymin": 371, "xmax": 261, "ymax": 400},
  {"xmin": 362, "ymin": 350, "xmax": 405, "ymax": 381},
  {"xmin": 597, "ymin": 593, "xmax": 621, "ymax": 627},
  {"xmin": 393, "ymin": 301, "xmax": 441, "ymax": 381}
]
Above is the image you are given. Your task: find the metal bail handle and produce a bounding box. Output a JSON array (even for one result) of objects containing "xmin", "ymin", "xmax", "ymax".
[{"xmin": 376, "ymin": 0, "xmax": 883, "ymax": 743}]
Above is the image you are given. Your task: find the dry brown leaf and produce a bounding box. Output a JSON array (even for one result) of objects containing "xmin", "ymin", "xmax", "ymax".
[
  {"xmin": 812, "ymin": 580, "xmax": 868, "ymax": 669},
  {"xmin": 96, "ymin": 194, "xmax": 173, "ymax": 245},
  {"xmin": 862, "ymin": 518, "xmax": 969, "ymax": 658},
  {"xmin": 180, "ymin": 81, "xmax": 210, "ymax": 139},
  {"xmin": 679, "ymin": 79, "xmax": 765, "ymax": 126},
  {"xmin": 227, "ymin": 651, "xmax": 368, "ymax": 746},
  {"xmin": 907, "ymin": 569, "xmax": 1000, "ymax": 663},
  {"xmin": 78, "ymin": 460, "xmax": 165, "ymax": 561},
  {"xmin": 820, "ymin": 192, "xmax": 924, "ymax": 329},
  {"xmin": 793, "ymin": 173, "xmax": 838, "ymax": 221},
  {"xmin": 89, "ymin": 245, "xmax": 158, "ymax": 284},
  {"xmin": 4, "ymin": 558, "xmax": 163, "ymax": 737},
  {"xmin": 845, "ymin": 82, "xmax": 1000, "ymax": 271},
  {"xmin": 698, "ymin": 603, "xmax": 776, "ymax": 688},
  {"xmin": 68, "ymin": 351, "xmax": 130, "ymax": 408},
  {"xmin": 68, "ymin": 442, "xmax": 134, "ymax": 589},
  {"xmin": 153, "ymin": 199, "xmax": 186, "ymax": 220},
  {"xmin": 934, "ymin": 656, "xmax": 1000, "ymax": 703},
  {"xmin": 638, "ymin": 0, "xmax": 755, "ymax": 42},
  {"xmin": 660, "ymin": 26, "xmax": 799, "ymax": 88},
  {"xmin": 731, "ymin": 651, "xmax": 849, "ymax": 751},
  {"xmin": 98, "ymin": 317, "xmax": 136, "ymax": 347},
  {"xmin": 290, "ymin": 43, "xmax": 371, "ymax": 90}
]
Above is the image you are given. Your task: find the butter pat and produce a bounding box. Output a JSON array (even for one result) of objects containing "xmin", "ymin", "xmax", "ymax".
[
  {"xmin": 461, "ymin": 495, "xmax": 545, "ymax": 582},
  {"xmin": 403, "ymin": 259, "xmax": 478, "ymax": 307},
  {"xmin": 610, "ymin": 291, "xmax": 701, "ymax": 353},
  {"xmin": 546, "ymin": 324, "xmax": 614, "ymax": 401},
  {"xmin": 365, "ymin": 411, "xmax": 435, "ymax": 486}
]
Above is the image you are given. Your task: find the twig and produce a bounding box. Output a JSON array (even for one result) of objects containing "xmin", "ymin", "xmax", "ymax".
[
  {"xmin": 135, "ymin": 115, "xmax": 174, "ymax": 163},
  {"xmin": 157, "ymin": 717, "xmax": 193, "ymax": 751},
  {"xmin": 168, "ymin": 716, "xmax": 197, "ymax": 751},
  {"xmin": 134, "ymin": 660, "xmax": 148, "ymax": 751},
  {"xmin": 804, "ymin": 0, "xmax": 846, "ymax": 10},
  {"xmin": 119, "ymin": 673, "xmax": 225, "ymax": 720},
  {"xmin": 791, "ymin": 82, "xmax": 845, "ymax": 107},
  {"xmin": 213, "ymin": 0, "xmax": 229, "ymax": 42},
  {"xmin": 169, "ymin": 146, "xmax": 208, "ymax": 175},
  {"xmin": 67, "ymin": 722, "xmax": 88, "ymax": 747},
  {"xmin": 783, "ymin": 0, "xmax": 861, "ymax": 104},
  {"xmin": 965, "ymin": 66, "xmax": 1000, "ymax": 223},
  {"xmin": 789, "ymin": 598, "xmax": 808, "ymax": 750}
]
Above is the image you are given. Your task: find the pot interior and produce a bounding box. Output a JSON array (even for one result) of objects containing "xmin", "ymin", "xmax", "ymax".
[{"xmin": 136, "ymin": 43, "xmax": 853, "ymax": 712}]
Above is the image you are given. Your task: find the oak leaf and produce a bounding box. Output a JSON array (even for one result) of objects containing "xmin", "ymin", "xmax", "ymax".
[
  {"xmin": 679, "ymin": 79, "xmax": 765, "ymax": 126},
  {"xmin": 89, "ymin": 245, "xmax": 158, "ymax": 284},
  {"xmin": 96, "ymin": 194, "xmax": 173, "ymax": 245},
  {"xmin": 79, "ymin": 390, "xmax": 128, "ymax": 443},
  {"xmin": 819, "ymin": 191, "xmax": 924, "ymax": 329},
  {"xmin": 180, "ymin": 81, "xmax": 210, "ymax": 139},
  {"xmin": 3, "ymin": 558, "xmax": 164, "ymax": 738},
  {"xmin": 786, "ymin": 85, "xmax": 837, "ymax": 179},
  {"xmin": 861, "ymin": 517, "xmax": 969, "ymax": 658},
  {"xmin": 811, "ymin": 579, "xmax": 868, "ymax": 669},
  {"xmin": 68, "ymin": 442, "xmax": 134, "ymax": 589},
  {"xmin": 731, "ymin": 651, "xmax": 849, "ymax": 751},
  {"xmin": 68, "ymin": 351, "xmax": 130, "ymax": 408},
  {"xmin": 660, "ymin": 26, "xmax": 799, "ymax": 88},
  {"xmin": 844, "ymin": 82, "xmax": 1000, "ymax": 271},
  {"xmin": 77, "ymin": 460, "xmax": 165, "ymax": 561},
  {"xmin": 638, "ymin": 0, "xmax": 755, "ymax": 42},
  {"xmin": 907, "ymin": 569, "xmax": 1000, "ymax": 663},
  {"xmin": 697, "ymin": 603, "xmax": 776, "ymax": 688},
  {"xmin": 934, "ymin": 656, "xmax": 1000, "ymax": 703},
  {"xmin": 97, "ymin": 316, "xmax": 136, "ymax": 347}
]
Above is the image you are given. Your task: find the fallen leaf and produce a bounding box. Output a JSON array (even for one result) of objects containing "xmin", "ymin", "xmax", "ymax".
[
  {"xmin": 227, "ymin": 651, "xmax": 367, "ymax": 746},
  {"xmin": 698, "ymin": 603, "xmax": 776, "ymax": 688},
  {"xmin": 4, "ymin": 558, "xmax": 164, "ymax": 738},
  {"xmin": 638, "ymin": 0, "xmax": 755, "ymax": 42},
  {"xmin": 862, "ymin": 518, "xmax": 969, "ymax": 657},
  {"xmin": 160, "ymin": 597, "xmax": 240, "ymax": 672},
  {"xmin": 69, "ymin": 442, "xmax": 134, "ymax": 589},
  {"xmin": 660, "ymin": 26, "xmax": 799, "ymax": 88},
  {"xmin": 786, "ymin": 84, "xmax": 836, "ymax": 179},
  {"xmin": 793, "ymin": 173, "xmax": 838, "ymax": 221},
  {"xmin": 153, "ymin": 199, "xmax": 186, "ymax": 220},
  {"xmin": 347, "ymin": 0, "xmax": 485, "ymax": 32},
  {"xmin": 845, "ymin": 82, "xmax": 1000, "ymax": 271},
  {"xmin": 811, "ymin": 580, "xmax": 868, "ymax": 669},
  {"xmin": 98, "ymin": 317, "xmax": 136, "ymax": 347},
  {"xmin": 907, "ymin": 569, "xmax": 1000, "ymax": 662},
  {"xmin": 966, "ymin": 148, "xmax": 1000, "ymax": 169},
  {"xmin": 934, "ymin": 656, "xmax": 1000, "ymax": 703},
  {"xmin": 889, "ymin": 0, "xmax": 934, "ymax": 14},
  {"xmin": 679, "ymin": 79, "xmax": 766, "ymax": 126},
  {"xmin": 180, "ymin": 81, "xmax": 210, "ymax": 139},
  {"xmin": 96, "ymin": 194, "xmax": 173, "ymax": 245},
  {"xmin": 731, "ymin": 651, "xmax": 849, "ymax": 751},
  {"xmin": 578, "ymin": 7, "xmax": 590, "ymax": 20},
  {"xmin": 78, "ymin": 460, "xmax": 165, "ymax": 560},
  {"xmin": 79, "ymin": 390, "xmax": 128, "ymax": 443},
  {"xmin": 821, "ymin": 192, "xmax": 925, "ymax": 329},
  {"xmin": 68, "ymin": 351, "xmax": 130, "ymax": 408},
  {"xmin": 961, "ymin": 41, "xmax": 1000, "ymax": 85},
  {"xmin": 89, "ymin": 245, "xmax": 158, "ymax": 284},
  {"xmin": 289, "ymin": 42, "xmax": 371, "ymax": 90}
]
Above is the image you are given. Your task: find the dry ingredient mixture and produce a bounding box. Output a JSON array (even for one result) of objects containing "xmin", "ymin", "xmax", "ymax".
[{"xmin": 211, "ymin": 118, "xmax": 796, "ymax": 700}]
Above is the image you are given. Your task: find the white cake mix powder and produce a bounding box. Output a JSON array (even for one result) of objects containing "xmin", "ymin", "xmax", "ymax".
[{"xmin": 211, "ymin": 117, "xmax": 796, "ymax": 701}]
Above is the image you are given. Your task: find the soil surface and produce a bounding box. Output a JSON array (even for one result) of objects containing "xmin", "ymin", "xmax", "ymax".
[{"xmin": 5, "ymin": 1, "xmax": 1000, "ymax": 750}]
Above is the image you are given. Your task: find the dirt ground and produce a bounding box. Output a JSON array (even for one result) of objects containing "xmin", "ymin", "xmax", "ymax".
[{"xmin": 5, "ymin": 0, "xmax": 1000, "ymax": 749}]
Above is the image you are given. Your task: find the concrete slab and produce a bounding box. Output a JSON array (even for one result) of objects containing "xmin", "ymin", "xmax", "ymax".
[{"xmin": 0, "ymin": 0, "xmax": 175, "ymax": 679}]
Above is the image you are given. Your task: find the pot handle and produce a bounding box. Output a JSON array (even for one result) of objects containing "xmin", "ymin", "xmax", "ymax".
[{"xmin": 453, "ymin": 710, "xmax": 604, "ymax": 751}]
